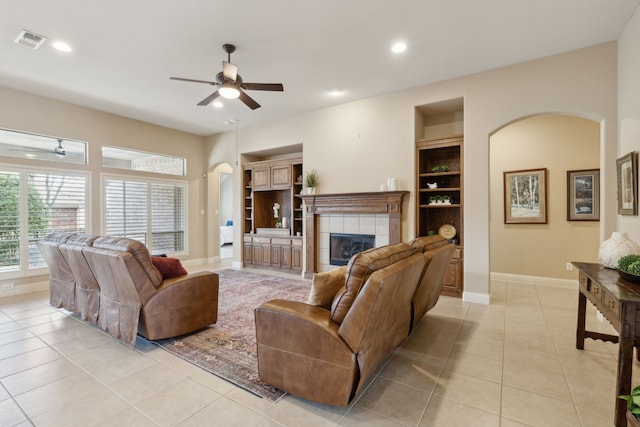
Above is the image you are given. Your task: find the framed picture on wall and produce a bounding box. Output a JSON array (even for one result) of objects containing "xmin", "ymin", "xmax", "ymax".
[
  {"xmin": 503, "ymin": 168, "xmax": 548, "ymax": 224},
  {"xmin": 567, "ymin": 169, "xmax": 600, "ymax": 221},
  {"xmin": 617, "ymin": 151, "xmax": 638, "ymax": 215}
]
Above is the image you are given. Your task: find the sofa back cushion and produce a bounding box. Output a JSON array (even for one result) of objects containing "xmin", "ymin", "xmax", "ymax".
[
  {"xmin": 338, "ymin": 252, "xmax": 426, "ymax": 393},
  {"xmin": 330, "ymin": 242, "xmax": 417, "ymax": 324},
  {"xmin": 92, "ymin": 236, "xmax": 163, "ymax": 288},
  {"xmin": 411, "ymin": 242, "xmax": 456, "ymax": 328},
  {"xmin": 410, "ymin": 235, "xmax": 449, "ymax": 252}
]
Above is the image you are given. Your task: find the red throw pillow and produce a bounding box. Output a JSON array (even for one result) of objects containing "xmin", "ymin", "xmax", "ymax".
[{"xmin": 150, "ymin": 256, "xmax": 188, "ymax": 279}]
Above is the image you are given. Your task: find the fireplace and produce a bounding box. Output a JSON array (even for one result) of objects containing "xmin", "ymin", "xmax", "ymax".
[
  {"xmin": 330, "ymin": 233, "xmax": 375, "ymax": 266},
  {"xmin": 299, "ymin": 191, "xmax": 409, "ymax": 277}
]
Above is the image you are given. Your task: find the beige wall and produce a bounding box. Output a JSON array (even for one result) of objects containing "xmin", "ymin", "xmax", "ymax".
[
  {"xmin": 0, "ymin": 40, "xmax": 623, "ymax": 301},
  {"xmin": 0, "ymin": 86, "xmax": 210, "ymax": 262},
  {"xmin": 618, "ymin": 7, "xmax": 640, "ymax": 243},
  {"xmin": 490, "ymin": 115, "xmax": 600, "ymax": 279},
  {"xmin": 207, "ymin": 42, "xmax": 618, "ymax": 301}
]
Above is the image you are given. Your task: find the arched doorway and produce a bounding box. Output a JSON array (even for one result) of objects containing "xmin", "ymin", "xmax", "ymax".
[{"xmin": 489, "ymin": 114, "xmax": 601, "ymax": 281}]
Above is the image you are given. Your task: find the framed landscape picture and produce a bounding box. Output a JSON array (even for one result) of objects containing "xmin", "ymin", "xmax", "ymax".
[
  {"xmin": 504, "ymin": 168, "xmax": 547, "ymax": 224},
  {"xmin": 567, "ymin": 169, "xmax": 600, "ymax": 221},
  {"xmin": 617, "ymin": 152, "xmax": 638, "ymax": 215}
]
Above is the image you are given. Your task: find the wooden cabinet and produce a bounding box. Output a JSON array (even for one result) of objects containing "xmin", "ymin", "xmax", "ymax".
[
  {"xmin": 416, "ymin": 134, "xmax": 464, "ymax": 297},
  {"xmin": 242, "ymin": 157, "xmax": 303, "ymax": 273}
]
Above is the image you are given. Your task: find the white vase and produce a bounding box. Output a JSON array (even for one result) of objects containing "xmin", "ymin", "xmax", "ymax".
[
  {"xmin": 306, "ymin": 187, "xmax": 316, "ymax": 195},
  {"xmin": 598, "ymin": 232, "xmax": 640, "ymax": 268},
  {"xmin": 387, "ymin": 177, "xmax": 398, "ymax": 191}
]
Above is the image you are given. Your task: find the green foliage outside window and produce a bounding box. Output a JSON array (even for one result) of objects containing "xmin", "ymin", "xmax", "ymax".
[{"xmin": 0, "ymin": 175, "xmax": 49, "ymax": 267}]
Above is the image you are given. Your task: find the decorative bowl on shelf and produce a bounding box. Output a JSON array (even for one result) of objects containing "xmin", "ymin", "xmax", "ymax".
[{"xmin": 617, "ymin": 269, "xmax": 640, "ymax": 283}]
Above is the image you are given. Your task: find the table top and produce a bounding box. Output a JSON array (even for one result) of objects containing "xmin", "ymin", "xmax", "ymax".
[{"xmin": 573, "ymin": 261, "xmax": 640, "ymax": 303}]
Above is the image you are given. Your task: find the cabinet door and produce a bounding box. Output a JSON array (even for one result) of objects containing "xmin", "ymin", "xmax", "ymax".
[
  {"xmin": 271, "ymin": 165, "xmax": 292, "ymax": 189},
  {"xmin": 271, "ymin": 245, "xmax": 282, "ymax": 268},
  {"xmin": 281, "ymin": 245, "xmax": 292, "ymax": 269},
  {"xmin": 442, "ymin": 257, "xmax": 463, "ymax": 297},
  {"xmin": 292, "ymin": 245, "xmax": 302, "ymax": 271},
  {"xmin": 243, "ymin": 242, "xmax": 253, "ymax": 265},
  {"xmin": 260, "ymin": 244, "xmax": 271, "ymax": 265},
  {"xmin": 253, "ymin": 168, "xmax": 270, "ymax": 190}
]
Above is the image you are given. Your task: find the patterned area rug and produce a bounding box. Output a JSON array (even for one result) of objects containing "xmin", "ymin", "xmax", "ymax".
[{"xmin": 152, "ymin": 269, "xmax": 309, "ymax": 401}]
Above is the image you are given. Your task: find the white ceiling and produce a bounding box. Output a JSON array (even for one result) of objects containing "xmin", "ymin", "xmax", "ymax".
[{"xmin": 1, "ymin": 1, "xmax": 638, "ymax": 136}]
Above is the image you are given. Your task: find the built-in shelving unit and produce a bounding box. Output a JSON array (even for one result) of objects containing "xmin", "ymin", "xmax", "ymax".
[
  {"xmin": 415, "ymin": 99, "xmax": 464, "ymax": 297},
  {"xmin": 242, "ymin": 157, "xmax": 303, "ymax": 273}
]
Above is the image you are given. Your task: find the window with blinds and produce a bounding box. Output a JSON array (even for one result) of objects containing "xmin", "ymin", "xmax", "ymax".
[
  {"xmin": 0, "ymin": 169, "xmax": 87, "ymax": 273},
  {"xmin": 104, "ymin": 177, "xmax": 186, "ymax": 254}
]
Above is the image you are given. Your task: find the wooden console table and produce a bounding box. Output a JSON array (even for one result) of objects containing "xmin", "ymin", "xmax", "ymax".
[{"xmin": 573, "ymin": 262, "xmax": 640, "ymax": 427}]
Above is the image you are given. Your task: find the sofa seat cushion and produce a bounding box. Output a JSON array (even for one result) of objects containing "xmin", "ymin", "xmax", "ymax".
[
  {"xmin": 307, "ymin": 266, "xmax": 346, "ymax": 309},
  {"xmin": 151, "ymin": 256, "xmax": 188, "ymax": 279},
  {"xmin": 330, "ymin": 242, "xmax": 417, "ymax": 324}
]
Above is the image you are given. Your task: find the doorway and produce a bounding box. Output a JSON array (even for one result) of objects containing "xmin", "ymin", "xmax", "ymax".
[{"xmin": 218, "ymin": 166, "xmax": 234, "ymax": 259}]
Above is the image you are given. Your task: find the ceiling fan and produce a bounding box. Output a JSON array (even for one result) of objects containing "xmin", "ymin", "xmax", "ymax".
[
  {"xmin": 170, "ymin": 44, "xmax": 284, "ymax": 110},
  {"xmin": 6, "ymin": 139, "xmax": 80, "ymax": 159}
]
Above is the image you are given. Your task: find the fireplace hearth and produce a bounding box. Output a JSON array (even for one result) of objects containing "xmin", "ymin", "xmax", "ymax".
[{"xmin": 330, "ymin": 233, "xmax": 375, "ymax": 266}]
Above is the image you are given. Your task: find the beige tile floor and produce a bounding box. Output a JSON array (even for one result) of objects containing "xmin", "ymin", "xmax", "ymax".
[{"xmin": 0, "ymin": 263, "xmax": 633, "ymax": 426}]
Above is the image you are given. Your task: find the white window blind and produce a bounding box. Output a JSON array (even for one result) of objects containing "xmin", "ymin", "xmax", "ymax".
[
  {"xmin": 104, "ymin": 178, "xmax": 186, "ymax": 254},
  {"xmin": 0, "ymin": 169, "xmax": 87, "ymax": 273}
]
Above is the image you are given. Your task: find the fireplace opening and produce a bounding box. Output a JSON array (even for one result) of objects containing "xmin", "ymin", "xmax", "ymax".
[{"xmin": 330, "ymin": 233, "xmax": 375, "ymax": 266}]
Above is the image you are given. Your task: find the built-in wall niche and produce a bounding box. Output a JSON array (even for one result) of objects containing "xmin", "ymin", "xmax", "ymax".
[
  {"xmin": 415, "ymin": 97, "xmax": 464, "ymax": 141},
  {"xmin": 253, "ymin": 189, "xmax": 292, "ymax": 230}
]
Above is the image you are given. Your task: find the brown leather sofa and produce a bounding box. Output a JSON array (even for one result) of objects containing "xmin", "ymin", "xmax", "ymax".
[
  {"xmin": 38, "ymin": 233, "xmax": 219, "ymax": 346},
  {"xmin": 254, "ymin": 236, "xmax": 454, "ymax": 406}
]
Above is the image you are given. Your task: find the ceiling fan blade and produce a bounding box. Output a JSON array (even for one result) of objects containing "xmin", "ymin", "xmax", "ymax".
[
  {"xmin": 238, "ymin": 90, "xmax": 261, "ymax": 110},
  {"xmin": 170, "ymin": 77, "xmax": 217, "ymax": 85},
  {"xmin": 222, "ymin": 61, "xmax": 238, "ymax": 81},
  {"xmin": 242, "ymin": 82, "xmax": 284, "ymax": 92},
  {"xmin": 197, "ymin": 90, "xmax": 221, "ymax": 106}
]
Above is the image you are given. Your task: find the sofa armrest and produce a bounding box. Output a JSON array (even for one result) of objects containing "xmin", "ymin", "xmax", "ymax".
[
  {"xmin": 139, "ymin": 271, "xmax": 219, "ymax": 340},
  {"xmin": 255, "ymin": 299, "xmax": 358, "ymax": 406}
]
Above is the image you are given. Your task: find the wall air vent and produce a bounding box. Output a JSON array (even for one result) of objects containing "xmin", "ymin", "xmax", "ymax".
[{"xmin": 14, "ymin": 30, "xmax": 47, "ymax": 49}]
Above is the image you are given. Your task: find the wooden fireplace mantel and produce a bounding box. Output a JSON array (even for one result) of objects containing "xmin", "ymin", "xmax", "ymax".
[{"xmin": 299, "ymin": 191, "xmax": 409, "ymax": 277}]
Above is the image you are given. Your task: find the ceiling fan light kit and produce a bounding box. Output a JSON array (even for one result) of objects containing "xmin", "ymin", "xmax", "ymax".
[
  {"xmin": 170, "ymin": 43, "xmax": 283, "ymax": 110},
  {"xmin": 219, "ymin": 83, "xmax": 240, "ymax": 99}
]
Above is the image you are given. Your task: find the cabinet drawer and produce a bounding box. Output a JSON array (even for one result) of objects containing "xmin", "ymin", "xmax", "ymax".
[
  {"xmin": 253, "ymin": 237, "xmax": 270, "ymax": 244},
  {"xmin": 272, "ymin": 238, "xmax": 291, "ymax": 245},
  {"xmin": 603, "ymin": 293, "xmax": 620, "ymax": 318},
  {"xmin": 589, "ymin": 282, "xmax": 602, "ymax": 299},
  {"xmin": 578, "ymin": 271, "xmax": 588, "ymax": 287}
]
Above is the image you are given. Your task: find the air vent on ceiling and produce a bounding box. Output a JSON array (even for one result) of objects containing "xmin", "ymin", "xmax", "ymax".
[{"xmin": 14, "ymin": 30, "xmax": 47, "ymax": 49}]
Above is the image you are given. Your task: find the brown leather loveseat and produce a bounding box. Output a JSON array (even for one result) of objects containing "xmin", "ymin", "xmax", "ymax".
[
  {"xmin": 38, "ymin": 233, "xmax": 219, "ymax": 346},
  {"xmin": 254, "ymin": 235, "xmax": 454, "ymax": 406}
]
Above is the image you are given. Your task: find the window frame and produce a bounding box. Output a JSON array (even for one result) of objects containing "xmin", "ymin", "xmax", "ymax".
[
  {"xmin": 101, "ymin": 173, "xmax": 188, "ymax": 257},
  {"xmin": 0, "ymin": 163, "xmax": 90, "ymax": 279}
]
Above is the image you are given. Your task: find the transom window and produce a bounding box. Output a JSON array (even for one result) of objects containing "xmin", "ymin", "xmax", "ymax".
[
  {"xmin": 102, "ymin": 146, "xmax": 186, "ymax": 176},
  {"xmin": 0, "ymin": 128, "xmax": 87, "ymax": 165}
]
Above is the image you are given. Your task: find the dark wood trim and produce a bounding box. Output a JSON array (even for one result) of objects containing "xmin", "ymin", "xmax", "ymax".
[{"xmin": 299, "ymin": 191, "xmax": 409, "ymax": 278}]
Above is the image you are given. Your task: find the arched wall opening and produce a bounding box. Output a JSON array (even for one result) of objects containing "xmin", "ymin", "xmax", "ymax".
[{"xmin": 489, "ymin": 113, "xmax": 602, "ymax": 282}]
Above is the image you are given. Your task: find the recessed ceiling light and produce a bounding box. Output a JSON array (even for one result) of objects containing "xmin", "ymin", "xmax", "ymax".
[
  {"xmin": 328, "ymin": 89, "xmax": 344, "ymax": 97},
  {"xmin": 391, "ymin": 42, "xmax": 407, "ymax": 53},
  {"xmin": 212, "ymin": 101, "xmax": 223, "ymax": 108},
  {"xmin": 52, "ymin": 41, "xmax": 72, "ymax": 53}
]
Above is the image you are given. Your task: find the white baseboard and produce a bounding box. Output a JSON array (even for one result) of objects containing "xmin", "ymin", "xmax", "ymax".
[
  {"xmin": 181, "ymin": 257, "xmax": 218, "ymax": 267},
  {"xmin": 462, "ymin": 291, "xmax": 490, "ymax": 305},
  {"xmin": 0, "ymin": 280, "xmax": 48, "ymax": 298},
  {"xmin": 490, "ymin": 272, "xmax": 578, "ymax": 289}
]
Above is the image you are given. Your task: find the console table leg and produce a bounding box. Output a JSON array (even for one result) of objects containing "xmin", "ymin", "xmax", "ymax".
[
  {"xmin": 616, "ymin": 334, "xmax": 634, "ymax": 426},
  {"xmin": 576, "ymin": 291, "xmax": 586, "ymax": 350}
]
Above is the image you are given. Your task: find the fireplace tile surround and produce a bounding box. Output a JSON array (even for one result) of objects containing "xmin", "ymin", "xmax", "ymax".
[
  {"xmin": 300, "ymin": 191, "xmax": 409, "ymax": 277},
  {"xmin": 319, "ymin": 214, "xmax": 389, "ymax": 271}
]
